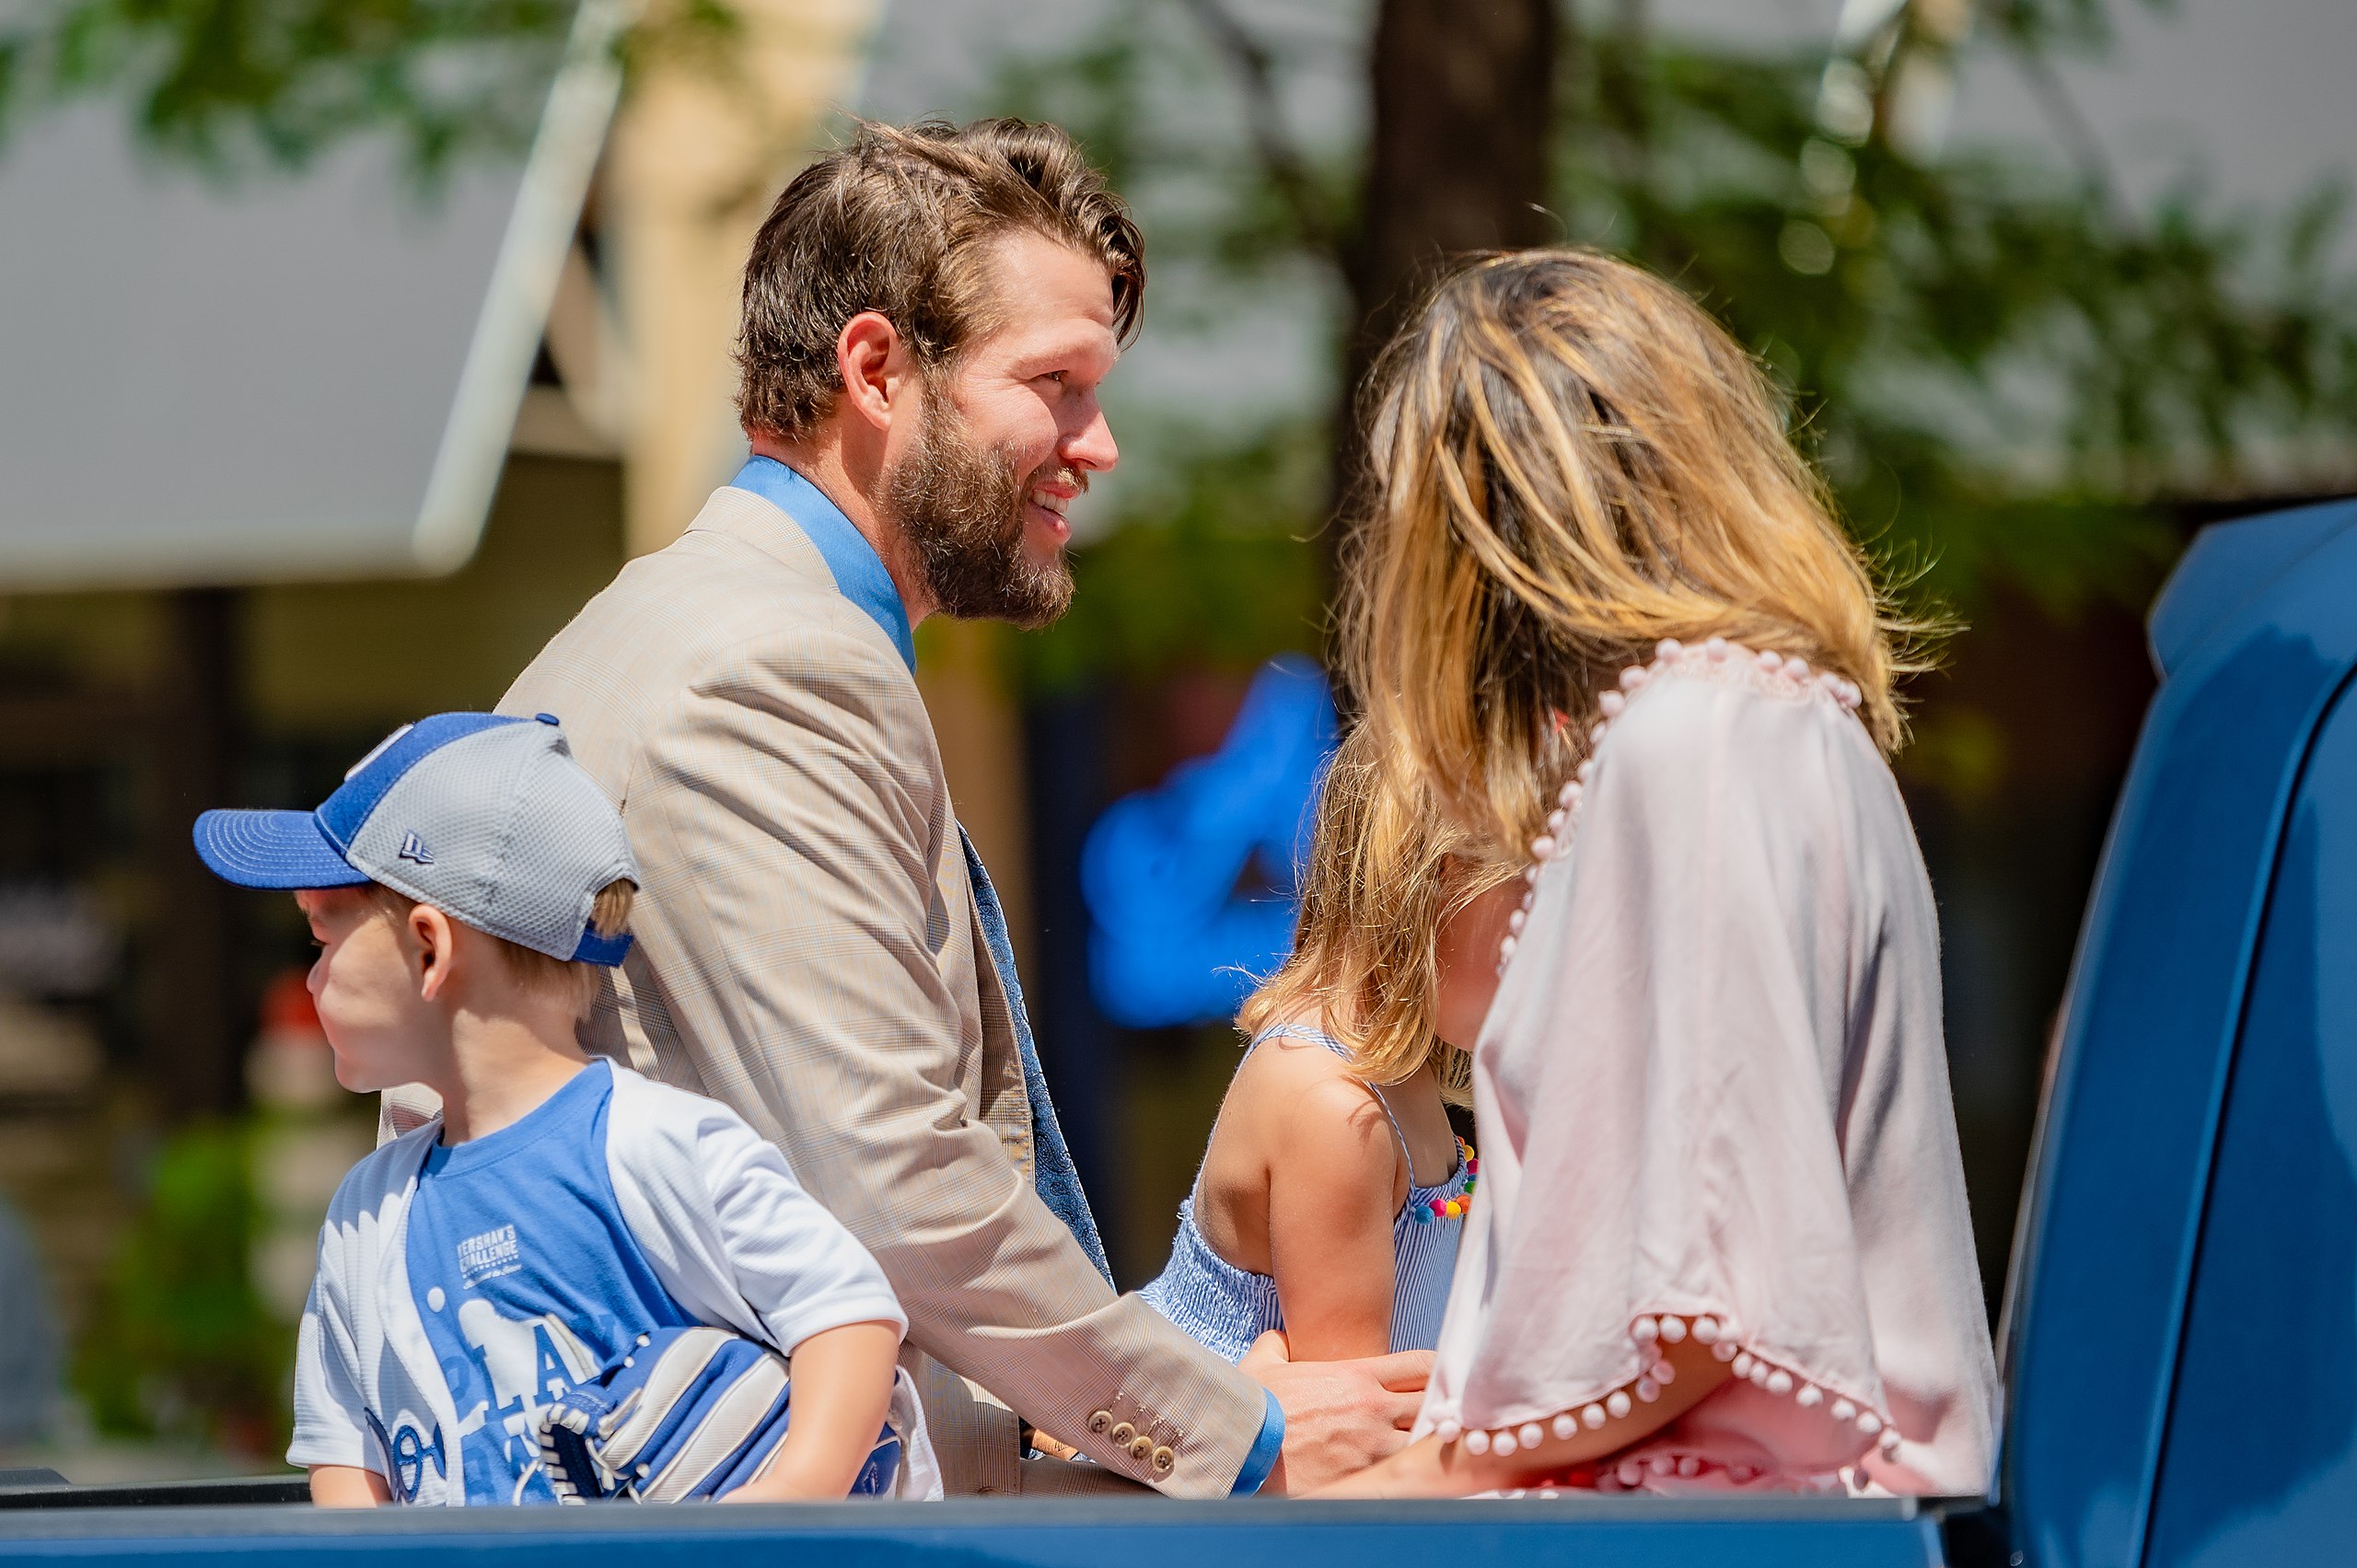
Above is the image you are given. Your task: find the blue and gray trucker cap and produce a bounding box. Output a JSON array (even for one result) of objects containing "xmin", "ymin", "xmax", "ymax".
[{"xmin": 192, "ymin": 713, "xmax": 638, "ymax": 966}]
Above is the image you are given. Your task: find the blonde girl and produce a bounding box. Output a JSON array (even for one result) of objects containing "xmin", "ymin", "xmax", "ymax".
[
  {"xmin": 1138, "ymin": 721, "xmax": 1522, "ymax": 1363},
  {"xmin": 1325, "ymin": 249, "xmax": 1998, "ymax": 1497}
]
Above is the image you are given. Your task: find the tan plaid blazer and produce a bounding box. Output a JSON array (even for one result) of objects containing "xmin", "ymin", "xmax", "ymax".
[{"xmin": 499, "ymin": 485, "xmax": 1268, "ymax": 1498}]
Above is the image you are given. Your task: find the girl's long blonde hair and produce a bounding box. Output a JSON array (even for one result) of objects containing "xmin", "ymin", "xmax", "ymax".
[
  {"xmin": 1341, "ymin": 248, "xmax": 1929, "ymax": 854},
  {"xmin": 1238, "ymin": 721, "xmax": 1520, "ymax": 1104}
]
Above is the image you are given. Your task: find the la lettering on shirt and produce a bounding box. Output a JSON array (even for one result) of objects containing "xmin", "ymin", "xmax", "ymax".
[{"xmin": 403, "ymin": 1061, "xmax": 695, "ymax": 1504}]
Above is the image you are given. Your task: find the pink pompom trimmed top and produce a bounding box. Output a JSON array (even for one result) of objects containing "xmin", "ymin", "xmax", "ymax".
[{"xmin": 1416, "ymin": 640, "xmax": 2000, "ymax": 1496}]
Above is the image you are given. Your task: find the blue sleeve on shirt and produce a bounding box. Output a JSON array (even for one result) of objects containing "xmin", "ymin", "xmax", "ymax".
[{"xmin": 1230, "ymin": 1390, "xmax": 1285, "ymax": 1495}]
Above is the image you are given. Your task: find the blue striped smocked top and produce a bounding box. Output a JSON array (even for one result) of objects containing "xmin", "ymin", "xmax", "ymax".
[{"xmin": 1139, "ymin": 1025, "xmax": 1475, "ymax": 1364}]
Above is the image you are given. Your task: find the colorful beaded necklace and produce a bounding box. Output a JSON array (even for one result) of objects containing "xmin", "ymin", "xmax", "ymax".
[{"xmin": 1410, "ymin": 1135, "xmax": 1480, "ymax": 1224}]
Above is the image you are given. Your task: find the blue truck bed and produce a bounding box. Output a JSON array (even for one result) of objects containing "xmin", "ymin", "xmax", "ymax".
[{"xmin": 0, "ymin": 1491, "xmax": 1951, "ymax": 1566}]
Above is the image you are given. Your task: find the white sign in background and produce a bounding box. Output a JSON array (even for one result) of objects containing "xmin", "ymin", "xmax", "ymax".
[{"xmin": 0, "ymin": 0, "xmax": 624, "ymax": 590}]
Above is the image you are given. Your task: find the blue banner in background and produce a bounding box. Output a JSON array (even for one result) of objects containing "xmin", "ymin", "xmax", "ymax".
[{"xmin": 1080, "ymin": 656, "xmax": 1338, "ymax": 1029}]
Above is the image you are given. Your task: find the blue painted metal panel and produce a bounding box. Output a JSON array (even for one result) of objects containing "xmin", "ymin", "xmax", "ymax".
[
  {"xmin": 2148, "ymin": 501, "xmax": 2356, "ymax": 679},
  {"xmin": 2144, "ymin": 677, "xmax": 2357, "ymax": 1562},
  {"xmin": 0, "ymin": 1497, "xmax": 1944, "ymax": 1568},
  {"xmin": 2003, "ymin": 498, "xmax": 2357, "ymax": 1568}
]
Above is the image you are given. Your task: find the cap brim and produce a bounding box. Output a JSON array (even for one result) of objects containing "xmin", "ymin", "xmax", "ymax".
[{"xmin": 193, "ymin": 809, "xmax": 372, "ymax": 889}]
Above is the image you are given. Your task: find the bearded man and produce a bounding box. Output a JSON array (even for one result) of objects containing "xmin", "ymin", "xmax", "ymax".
[{"xmin": 502, "ymin": 119, "xmax": 1426, "ymax": 1498}]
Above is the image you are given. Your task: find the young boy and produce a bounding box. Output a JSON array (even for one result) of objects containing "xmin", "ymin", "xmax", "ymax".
[{"xmin": 195, "ymin": 712, "xmax": 935, "ymax": 1506}]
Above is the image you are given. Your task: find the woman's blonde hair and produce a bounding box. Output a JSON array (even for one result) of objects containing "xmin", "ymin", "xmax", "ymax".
[
  {"xmin": 1341, "ymin": 247, "xmax": 1928, "ymax": 854},
  {"xmin": 1237, "ymin": 721, "xmax": 1521, "ymax": 1104}
]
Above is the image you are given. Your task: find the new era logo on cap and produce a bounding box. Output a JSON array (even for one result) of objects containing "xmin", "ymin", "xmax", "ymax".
[{"xmin": 192, "ymin": 713, "xmax": 638, "ymax": 967}]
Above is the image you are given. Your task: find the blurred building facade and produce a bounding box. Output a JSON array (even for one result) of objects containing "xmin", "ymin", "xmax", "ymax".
[{"xmin": 0, "ymin": 0, "xmax": 945, "ymax": 1461}]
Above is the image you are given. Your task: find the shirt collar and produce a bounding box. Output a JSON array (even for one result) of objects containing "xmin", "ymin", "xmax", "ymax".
[{"xmin": 728, "ymin": 456, "xmax": 917, "ymax": 672}]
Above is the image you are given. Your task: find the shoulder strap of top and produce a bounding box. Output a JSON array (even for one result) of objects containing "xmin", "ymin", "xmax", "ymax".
[
  {"xmin": 1248, "ymin": 1022, "xmax": 1341, "ymax": 1055},
  {"xmin": 1249, "ymin": 1024, "xmax": 1420, "ymax": 1182}
]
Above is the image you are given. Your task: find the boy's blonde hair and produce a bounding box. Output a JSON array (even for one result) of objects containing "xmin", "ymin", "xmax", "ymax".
[
  {"xmin": 1237, "ymin": 722, "xmax": 1519, "ymax": 1105},
  {"xmin": 362, "ymin": 878, "xmax": 636, "ymax": 1018},
  {"xmin": 1341, "ymin": 247, "xmax": 1929, "ymax": 855}
]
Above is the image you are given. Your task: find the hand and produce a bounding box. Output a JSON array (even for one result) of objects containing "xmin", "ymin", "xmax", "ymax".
[
  {"xmin": 1237, "ymin": 1329, "xmax": 1430, "ymax": 1495},
  {"xmin": 1309, "ymin": 1333, "xmax": 1734, "ymax": 1499}
]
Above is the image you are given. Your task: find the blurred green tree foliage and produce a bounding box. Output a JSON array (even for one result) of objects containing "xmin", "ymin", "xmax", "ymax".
[
  {"xmin": 997, "ymin": 0, "xmax": 2357, "ymax": 698},
  {"xmin": 6, "ymin": 0, "xmax": 2352, "ymax": 653},
  {"xmin": 1025, "ymin": 417, "xmax": 1330, "ymax": 692},
  {"xmin": 0, "ymin": 0, "xmax": 574, "ymax": 173},
  {"xmin": 75, "ymin": 1124, "xmax": 290, "ymax": 1456}
]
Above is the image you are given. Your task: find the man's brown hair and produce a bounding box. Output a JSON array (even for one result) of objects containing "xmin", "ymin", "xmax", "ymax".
[{"xmin": 736, "ymin": 118, "xmax": 1145, "ymax": 442}]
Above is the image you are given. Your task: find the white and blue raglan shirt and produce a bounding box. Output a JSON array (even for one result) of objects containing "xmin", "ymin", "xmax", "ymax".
[{"xmin": 289, "ymin": 1060, "xmax": 936, "ymax": 1504}]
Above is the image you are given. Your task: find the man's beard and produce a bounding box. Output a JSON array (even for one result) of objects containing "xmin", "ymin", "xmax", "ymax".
[{"xmin": 886, "ymin": 394, "xmax": 1077, "ymax": 629}]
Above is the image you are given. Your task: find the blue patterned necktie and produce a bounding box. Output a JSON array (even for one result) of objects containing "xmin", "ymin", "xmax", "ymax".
[{"xmin": 961, "ymin": 829, "xmax": 1112, "ymax": 1284}]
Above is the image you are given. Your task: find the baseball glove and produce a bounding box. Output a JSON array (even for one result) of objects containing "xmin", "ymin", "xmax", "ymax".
[{"xmin": 536, "ymin": 1325, "xmax": 900, "ymax": 1503}]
